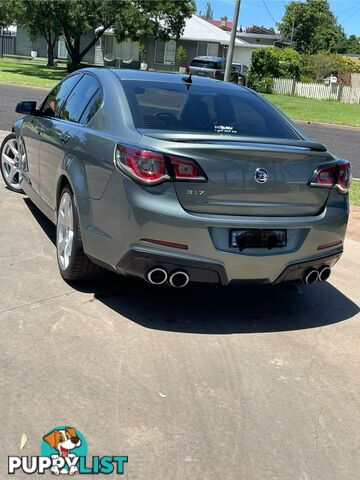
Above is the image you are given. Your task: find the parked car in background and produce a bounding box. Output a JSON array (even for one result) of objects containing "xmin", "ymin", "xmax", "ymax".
[
  {"xmin": 187, "ymin": 56, "xmax": 245, "ymax": 83},
  {"xmin": 2, "ymin": 69, "xmax": 351, "ymax": 288},
  {"xmin": 231, "ymin": 63, "xmax": 249, "ymax": 85}
]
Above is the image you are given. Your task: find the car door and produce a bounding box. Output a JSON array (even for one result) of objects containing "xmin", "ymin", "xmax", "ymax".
[
  {"xmin": 29, "ymin": 74, "xmax": 82, "ymax": 197},
  {"xmin": 38, "ymin": 73, "xmax": 102, "ymax": 210}
]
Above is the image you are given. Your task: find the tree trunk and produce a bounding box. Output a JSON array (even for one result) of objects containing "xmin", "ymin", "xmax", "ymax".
[
  {"xmin": 65, "ymin": 26, "xmax": 110, "ymax": 72},
  {"xmin": 47, "ymin": 41, "xmax": 55, "ymax": 67},
  {"xmin": 68, "ymin": 37, "xmax": 81, "ymax": 71}
]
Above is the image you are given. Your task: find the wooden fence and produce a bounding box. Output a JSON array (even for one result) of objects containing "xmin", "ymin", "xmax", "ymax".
[{"xmin": 273, "ymin": 78, "xmax": 360, "ymax": 104}]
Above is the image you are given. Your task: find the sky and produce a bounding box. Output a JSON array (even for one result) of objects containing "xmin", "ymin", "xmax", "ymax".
[{"xmin": 195, "ymin": 0, "xmax": 360, "ymax": 36}]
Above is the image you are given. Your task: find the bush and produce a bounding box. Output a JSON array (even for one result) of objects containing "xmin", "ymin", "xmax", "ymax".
[
  {"xmin": 302, "ymin": 53, "xmax": 360, "ymax": 81},
  {"xmin": 248, "ymin": 74, "xmax": 274, "ymax": 93},
  {"xmin": 176, "ymin": 46, "xmax": 187, "ymax": 66},
  {"xmin": 299, "ymin": 75, "xmax": 313, "ymax": 83},
  {"xmin": 248, "ymin": 47, "xmax": 301, "ymax": 81}
]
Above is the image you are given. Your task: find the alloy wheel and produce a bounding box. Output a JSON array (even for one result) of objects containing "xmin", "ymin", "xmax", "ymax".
[
  {"xmin": 57, "ymin": 192, "xmax": 74, "ymax": 271},
  {"xmin": 1, "ymin": 137, "xmax": 22, "ymax": 190}
]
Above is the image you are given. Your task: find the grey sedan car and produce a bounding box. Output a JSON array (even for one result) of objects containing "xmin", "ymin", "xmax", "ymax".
[{"xmin": 1, "ymin": 69, "xmax": 351, "ymax": 287}]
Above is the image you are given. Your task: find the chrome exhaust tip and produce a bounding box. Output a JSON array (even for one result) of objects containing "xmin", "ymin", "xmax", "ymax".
[
  {"xmin": 304, "ymin": 269, "xmax": 319, "ymax": 285},
  {"xmin": 146, "ymin": 267, "xmax": 168, "ymax": 285},
  {"xmin": 319, "ymin": 266, "xmax": 331, "ymax": 282},
  {"xmin": 169, "ymin": 271, "xmax": 190, "ymax": 288}
]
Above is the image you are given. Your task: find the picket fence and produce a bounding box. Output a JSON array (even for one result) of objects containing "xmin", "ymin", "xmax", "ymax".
[{"xmin": 273, "ymin": 78, "xmax": 360, "ymax": 104}]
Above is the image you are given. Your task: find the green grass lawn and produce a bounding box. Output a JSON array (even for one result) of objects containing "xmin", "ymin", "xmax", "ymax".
[
  {"xmin": 350, "ymin": 180, "xmax": 360, "ymax": 205},
  {"xmin": 0, "ymin": 60, "xmax": 67, "ymax": 89},
  {"xmin": 263, "ymin": 93, "xmax": 360, "ymax": 127}
]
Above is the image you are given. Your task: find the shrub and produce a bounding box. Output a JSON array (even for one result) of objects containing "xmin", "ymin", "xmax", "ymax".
[
  {"xmin": 302, "ymin": 53, "xmax": 360, "ymax": 81},
  {"xmin": 248, "ymin": 47, "xmax": 301, "ymax": 91},
  {"xmin": 248, "ymin": 74, "xmax": 274, "ymax": 93},
  {"xmin": 176, "ymin": 46, "xmax": 187, "ymax": 66}
]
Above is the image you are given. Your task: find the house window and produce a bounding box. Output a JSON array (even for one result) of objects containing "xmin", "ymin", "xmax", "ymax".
[
  {"xmin": 155, "ymin": 39, "xmax": 176, "ymax": 65},
  {"xmin": 197, "ymin": 42, "xmax": 219, "ymax": 57}
]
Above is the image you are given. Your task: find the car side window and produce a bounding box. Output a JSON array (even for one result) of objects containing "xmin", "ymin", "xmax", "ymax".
[
  {"xmin": 59, "ymin": 74, "xmax": 101, "ymax": 124},
  {"xmin": 41, "ymin": 74, "xmax": 81, "ymax": 118},
  {"xmin": 79, "ymin": 89, "xmax": 103, "ymax": 125}
]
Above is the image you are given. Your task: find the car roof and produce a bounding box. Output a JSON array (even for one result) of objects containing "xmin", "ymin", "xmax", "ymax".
[
  {"xmin": 85, "ymin": 67, "xmax": 250, "ymax": 92},
  {"xmin": 191, "ymin": 56, "xmax": 224, "ymax": 61}
]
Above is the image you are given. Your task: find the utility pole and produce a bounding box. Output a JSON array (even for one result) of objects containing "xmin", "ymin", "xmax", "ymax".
[
  {"xmin": 224, "ymin": 0, "xmax": 241, "ymax": 82},
  {"xmin": 290, "ymin": 18, "xmax": 295, "ymax": 44}
]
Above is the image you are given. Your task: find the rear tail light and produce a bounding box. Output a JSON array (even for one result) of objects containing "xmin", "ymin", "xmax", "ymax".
[
  {"xmin": 309, "ymin": 160, "xmax": 351, "ymax": 193},
  {"xmin": 214, "ymin": 70, "xmax": 220, "ymax": 80},
  {"xmin": 115, "ymin": 145, "xmax": 207, "ymax": 185}
]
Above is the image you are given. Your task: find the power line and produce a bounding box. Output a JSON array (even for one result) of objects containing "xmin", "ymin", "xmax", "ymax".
[
  {"xmin": 335, "ymin": 1, "xmax": 358, "ymax": 19},
  {"xmin": 342, "ymin": 4, "xmax": 360, "ymax": 23},
  {"xmin": 262, "ymin": 0, "xmax": 279, "ymax": 24}
]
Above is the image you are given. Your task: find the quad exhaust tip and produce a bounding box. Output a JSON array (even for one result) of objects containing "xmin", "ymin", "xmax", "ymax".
[
  {"xmin": 169, "ymin": 271, "xmax": 190, "ymax": 288},
  {"xmin": 147, "ymin": 267, "xmax": 168, "ymax": 285},
  {"xmin": 319, "ymin": 266, "xmax": 331, "ymax": 282},
  {"xmin": 304, "ymin": 269, "xmax": 319, "ymax": 285},
  {"xmin": 303, "ymin": 266, "xmax": 331, "ymax": 285}
]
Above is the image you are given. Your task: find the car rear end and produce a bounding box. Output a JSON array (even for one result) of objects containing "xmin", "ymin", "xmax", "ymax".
[
  {"xmin": 188, "ymin": 56, "xmax": 225, "ymax": 80},
  {"xmin": 109, "ymin": 73, "xmax": 350, "ymax": 287}
]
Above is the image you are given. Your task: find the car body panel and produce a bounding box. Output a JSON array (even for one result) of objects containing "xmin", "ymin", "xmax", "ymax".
[{"xmin": 14, "ymin": 68, "xmax": 349, "ymax": 284}]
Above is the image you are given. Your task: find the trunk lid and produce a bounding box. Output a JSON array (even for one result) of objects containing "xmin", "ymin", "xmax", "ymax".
[{"xmin": 142, "ymin": 132, "xmax": 334, "ymax": 217}]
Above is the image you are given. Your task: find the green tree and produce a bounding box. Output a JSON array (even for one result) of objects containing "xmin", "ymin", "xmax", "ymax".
[
  {"xmin": 245, "ymin": 25, "xmax": 275, "ymax": 35},
  {"xmin": 21, "ymin": 0, "xmax": 62, "ymax": 67},
  {"xmin": 204, "ymin": 2, "xmax": 213, "ymax": 20},
  {"xmin": 278, "ymin": 0, "xmax": 346, "ymax": 54},
  {"xmin": 345, "ymin": 35, "xmax": 360, "ymax": 55},
  {"xmin": 248, "ymin": 47, "xmax": 301, "ymax": 79},
  {"xmin": 52, "ymin": 0, "xmax": 195, "ymax": 70},
  {"xmin": 0, "ymin": 0, "xmax": 23, "ymax": 27}
]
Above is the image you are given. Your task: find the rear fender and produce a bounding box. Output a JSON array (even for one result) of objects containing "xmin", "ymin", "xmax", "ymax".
[{"xmin": 57, "ymin": 155, "xmax": 90, "ymax": 218}]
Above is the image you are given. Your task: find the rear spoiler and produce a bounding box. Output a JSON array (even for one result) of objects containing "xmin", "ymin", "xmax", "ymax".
[{"xmin": 140, "ymin": 131, "xmax": 327, "ymax": 152}]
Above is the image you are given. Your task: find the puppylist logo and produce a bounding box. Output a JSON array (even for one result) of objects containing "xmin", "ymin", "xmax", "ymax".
[{"xmin": 8, "ymin": 426, "xmax": 128, "ymax": 475}]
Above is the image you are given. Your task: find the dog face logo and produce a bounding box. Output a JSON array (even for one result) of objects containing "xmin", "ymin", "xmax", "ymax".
[
  {"xmin": 41, "ymin": 426, "xmax": 87, "ymax": 476},
  {"xmin": 43, "ymin": 427, "xmax": 81, "ymax": 459}
]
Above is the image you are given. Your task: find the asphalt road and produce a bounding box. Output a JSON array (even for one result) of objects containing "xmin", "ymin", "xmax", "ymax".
[
  {"xmin": 0, "ymin": 127, "xmax": 360, "ymax": 477},
  {"xmin": 0, "ymin": 83, "xmax": 359, "ymax": 178}
]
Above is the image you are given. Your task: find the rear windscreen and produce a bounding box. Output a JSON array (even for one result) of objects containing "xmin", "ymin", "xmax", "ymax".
[
  {"xmin": 190, "ymin": 60, "xmax": 220, "ymax": 69},
  {"xmin": 122, "ymin": 81, "xmax": 299, "ymax": 139}
]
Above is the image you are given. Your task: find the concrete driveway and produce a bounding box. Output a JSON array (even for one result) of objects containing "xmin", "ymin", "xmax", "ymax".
[{"xmin": 0, "ymin": 133, "xmax": 360, "ymax": 478}]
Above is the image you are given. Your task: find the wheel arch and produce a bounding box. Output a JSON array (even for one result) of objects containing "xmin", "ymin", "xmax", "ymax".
[{"xmin": 56, "ymin": 156, "xmax": 90, "ymax": 218}]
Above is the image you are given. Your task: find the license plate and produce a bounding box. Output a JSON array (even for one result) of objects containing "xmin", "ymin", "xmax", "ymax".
[{"xmin": 230, "ymin": 229, "xmax": 287, "ymax": 250}]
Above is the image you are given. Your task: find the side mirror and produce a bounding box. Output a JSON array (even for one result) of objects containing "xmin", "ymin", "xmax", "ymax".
[{"xmin": 15, "ymin": 101, "xmax": 37, "ymax": 115}]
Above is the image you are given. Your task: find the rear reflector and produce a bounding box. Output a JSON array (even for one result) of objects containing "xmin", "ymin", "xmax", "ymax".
[
  {"xmin": 115, "ymin": 144, "xmax": 206, "ymax": 185},
  {"xmin": 317, "ymin": 240, "xmax": 343, "ymax": 251},
  {"xmin": 140, "ymin": 238, "xmax": 188, "ymax": 250},
  {"xmin": 309, "ymin": 160, "xmax": 351, "ymax": 193}
]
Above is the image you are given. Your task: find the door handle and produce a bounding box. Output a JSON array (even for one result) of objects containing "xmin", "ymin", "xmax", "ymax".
[{"xmin": 59, "ymin": 132, "xmax": 72, "ymax": 144}]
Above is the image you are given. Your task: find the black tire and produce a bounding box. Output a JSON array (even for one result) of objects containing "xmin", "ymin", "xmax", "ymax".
[
  {"xmin": 0, "ymin": 133, "xmax": 24, "ymax": 193},
  {"xmin": 56, "ymin": 186, "xmax": 101, "ymax": 282}
]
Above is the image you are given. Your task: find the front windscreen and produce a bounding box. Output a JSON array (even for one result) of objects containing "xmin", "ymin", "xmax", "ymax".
[{"xmin": 122, "ymin": 80, "xmax": 299, "ymax": 139}]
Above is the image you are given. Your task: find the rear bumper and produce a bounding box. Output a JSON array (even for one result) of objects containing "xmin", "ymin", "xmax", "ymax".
[
  {"xmin": 116, "ymin": 249, "xmax": 342, "ymax": 286},
  {"xmin": 83, "ymin": 174, "xmax": 349, "ymax": 284}
]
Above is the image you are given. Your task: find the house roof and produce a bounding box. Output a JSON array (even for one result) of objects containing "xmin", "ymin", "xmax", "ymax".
[
  {"xmin": 237, "ymin": 32, "xmax": 292, "ymax": 43},
  {"xmin": 180, "ymin": 16, "xmax": 244, "ymax": 46},
  {"xmin": 207, "ymin": 19, "xmax": 233, "ymax": 30},
  {"xmin": 101, "ymin": 16, "xmax": 268, "ymax": 49}
]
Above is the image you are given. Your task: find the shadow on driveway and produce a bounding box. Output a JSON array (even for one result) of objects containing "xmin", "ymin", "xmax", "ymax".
[{"xmin": 24, "ymin": 198, "xmax": 359, "ymax": 334}]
